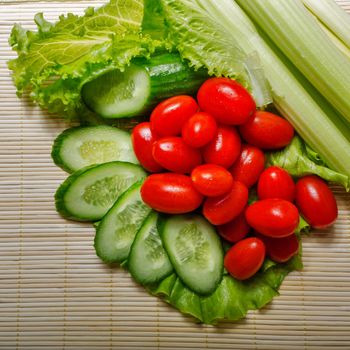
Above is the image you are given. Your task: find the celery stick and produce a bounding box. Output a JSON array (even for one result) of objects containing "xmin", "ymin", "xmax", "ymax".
[
  {"xmin": 303, "ymin": 0, "xmax": 350, "ymax": 49},
  {"xmin": 236, "ymin": 0, "xmax": 350, "ymax": 124},
  {"xmin": 309, "ymin": 12, "xmax": 350, "ymax": 59}
]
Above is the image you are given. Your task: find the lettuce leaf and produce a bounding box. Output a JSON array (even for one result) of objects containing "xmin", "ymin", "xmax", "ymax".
[
  {"xmin": 160, "ymin": 0, "xmax": 247, "ymax": 81},
  {"xmin": 8, "ymin": 0, "xmax": 157, "ymax": 119},
  {"xmin": 148, "ymin": 249, "xmax": 302, "ymax": 324},
  {"xmin": 160, "ymin": 0, "xmax": 272, "ymax": 106},
  {"xmin": 267, "ymin": 135, "xmax": 349, "ymax": 190}
]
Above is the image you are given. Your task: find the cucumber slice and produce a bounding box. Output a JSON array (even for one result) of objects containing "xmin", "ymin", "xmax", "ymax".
[
  {"xmin": 128, "ymin": 212, "xmax": 173, "ymax": 285},
  {"xmin": 159, "ymin": 215, "xmax": 224, "ymax": 295},
  {"xmin": 82, "ymin": 64, "xmax": 151, "ymax": 119},
  {"xmin": 94, "ymin": 182, "xmax": 151, "ymax": 263},
  {"xmin": 52, "ymin": 125, "xmax": 138, "ymax": 173},
  {"xmin": 55, "ymin": 162, "xmax": 146, "ymax": 221},
  {"xmin": 81, "ymin": 53, "xmax": 208, "ymax": 119}
]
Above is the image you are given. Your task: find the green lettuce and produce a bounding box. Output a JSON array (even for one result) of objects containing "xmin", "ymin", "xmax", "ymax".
[
  {"xmin": 160, "ymin": 0, "xmax": 272, "ymax": 106},
  {"xmin": 267, "ymin": 136, "xmax": 349, "ymax": 190},
  {"xmin": 148, "ymin": 251, "xmax": 302, "ymax": 324},
  {"xmin": 8, "ymin": 0, "xmax": 157, "ymax": 119}
]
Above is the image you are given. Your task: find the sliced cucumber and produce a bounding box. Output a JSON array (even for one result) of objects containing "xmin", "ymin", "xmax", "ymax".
[
  {"xmin": 82, "ymin": 65, "xmax": 150, "ymax": 119},
  {"xmin": 52, "ymin": 125, "xmax": 138, "ymax": 173},
  {"xmin": 128, "ymin": 212, "xmax": 173, "ymax": 285},
  {"xmin": 81, "ymin": 52, "xmax": 208, "ymax": 119},
  {"xmin": 55, "ymin": 162, "xmax": 146, "ymax": 221},
  {"xmin": 159, "ymin": 214, "xmax": 224, "ymax": 295},
  {"xmin": 94, "ymin": 181, "xmax": 151, "ymax": 263}
]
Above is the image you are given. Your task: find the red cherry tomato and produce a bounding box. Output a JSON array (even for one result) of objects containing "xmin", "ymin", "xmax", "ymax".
[
  {"xmin": 191, "ymin": 164, "xmax": 233, "ymax": 197},
  {"xmin": 131, "ymin": 122, "xmax": 163, "ymax": 172},
  {"xmin": 257, "ymin": 166, "xmax": 295, "ymax": 202},
  {"xmin": 239, "ymin": 111, "xmax": 294, "ymax": 149},
  {"xmin": 256, "ymin": 233, "xmax": 299, "ymax": 263},
  {"xmin": 152, "ymin": 137, "xmax": 202, "ymax": 174},
  {"xmin": 197, "ymin": 78, "xmax": 256, "ymax": 125},
  {"xmin": 150, "ymin": 95, "xmax": 198, "ymax": 137},
  {"xmin": 245, "ymin": 199, "xmax": 299, "ymax": 238},
  {"xmin": 217, "ymin": 211, "xmax": 250, "ymax": 243},
  {"xmin": 202, "ymin": 126, "xmax": 241, "ymax": 169},
  {"xmin": 203, "ymin": 181, "xmax": 248, "ymax": 225},
  {"xmin": 230, "ymin": 144, "xmax": 265, "ymax": 188},
  {"xmin": 182, "ymin": 112, "xmax": 217, "ymax": 148},
  {"xmin": 224, "ymin": 237, "xmax": 266, "ymax": 280},
  {"xmin": 141, "ymin": 173, "xmax": 203, "ymax": 214},
  {"xmin": 295, "ymin": 175, "xmax": 338, "ymax": 229}
]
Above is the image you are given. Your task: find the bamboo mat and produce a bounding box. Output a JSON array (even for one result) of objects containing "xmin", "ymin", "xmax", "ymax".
[{"xmin": 0, "ymin": 1, "xmax": 350, "ymax": 349}]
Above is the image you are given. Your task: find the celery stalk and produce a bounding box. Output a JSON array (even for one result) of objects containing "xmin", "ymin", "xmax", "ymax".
[
  {"xmin": 303, "ymin": 0, "xmax": 350, "ymax": 49},
  {"xmin": 236, "ymin": 0, "xmax": 350, "ymax": 124},
  {"xmin": 192, "ymin": 0, "xmax": 350, "ymax": 179},
  {"xmin": 310, "ymin": 13, "xmax": 350, "ymax": 59}
]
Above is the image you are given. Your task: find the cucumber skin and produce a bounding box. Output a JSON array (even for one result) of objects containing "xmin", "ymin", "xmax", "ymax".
[
  {"xmin": 51, "ymin": 125, "xmax": 134, "ymax": 173},
  {"xmin": 55, "ymin": 161, "xmax": 145, "ymax": 222},
  {"xmin": 138, "ymin": 53, "xmax": 208, "ymax": 107},
  {"xmin": 51, "ymin": 126, "xmax": 83, "ymax": 173},
  {"xmin": 55, "ymin": 164, "xmax": 98, "ymax": 221},
  {"xmin": 94, "ymin": 181, "xmax": 149, "ymax": 263}
]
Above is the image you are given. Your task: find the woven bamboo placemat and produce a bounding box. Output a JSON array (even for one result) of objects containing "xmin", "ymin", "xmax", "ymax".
[{"xmin": 0, "ymin": 1, "xmax": 350, "ymax": 349}]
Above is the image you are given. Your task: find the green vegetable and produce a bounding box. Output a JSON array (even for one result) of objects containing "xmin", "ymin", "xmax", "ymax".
[
  {"xmin": 236, "ymin": 0, "xmax": 350, "ymax": 124},
  {"xmin": 128, "ymin": 212, "xmax": 173, "ymax": 284},
  {"xmin": 55, "ymin": 161, "xmax": 146, "ymax": 221},
  {"xmin": 161, "ymin": 0, "xmax": 350, "ymax": 179},
  {"xmin": 52, "ymin": 125, "xmax": 138, "ymax": 173},
  {"xmin": 160, "ymin": 0, "xmax": 271, "ymax": 107},
  {"xmin": 158, "ymin": 214, "xmax": 223, "ymax": 295},
  {"xmin": 94, "ymin": 181, "xmax": 151, "ymax": 263},
  {"xmin": 8, "ymin": 0, "xmax": 157, "ymax": 119},
  {"xmin": 267, "ymin": 136, "xmax": 349, "ymax": 190},
  {"xmin": 81, "ymin": 52, "xmax": 208, "ymax": 119},
  {"xmin": 303, "ymin": 0, "xmax": 350, "ymax": 49},
  {"xmin": 148, "ymin": 251, "xmax": 302, "ymax": 324}
]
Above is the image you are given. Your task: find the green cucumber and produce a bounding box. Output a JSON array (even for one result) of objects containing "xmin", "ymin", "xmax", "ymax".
[
  {"xmin": 81, "ymin": 52, "xmax": 208, "ymax": 119},
  {"xmin": 128, "ymin": 212, "xmax": 173, "ymax": 285},
  {"xmin": 159, "ymin": 214, "xmax": 224, "ymax": 295},
  {"xmin": 94, "ymin": 182, "xmax": 151, "ymax": 263},
  {"xmin": 55, "ymin": 162, "xmax": 146, "ymax": 222},
  {"xmin": 52, "ymin": 125, "xmax": 138, "ymax": 173}
]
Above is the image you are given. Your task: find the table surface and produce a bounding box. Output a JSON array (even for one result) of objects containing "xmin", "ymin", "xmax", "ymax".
[{"xmin": 0, "ymin": 1, "xmax": 350, "ymax": 349}]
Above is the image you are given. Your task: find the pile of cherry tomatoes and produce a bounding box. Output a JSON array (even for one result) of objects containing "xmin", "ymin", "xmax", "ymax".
[{"xmin": 132, "ymin": 77, "xmax": 338, "ymax": 281}]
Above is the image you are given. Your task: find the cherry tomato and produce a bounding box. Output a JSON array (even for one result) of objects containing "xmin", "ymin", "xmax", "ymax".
[
  {"xmin": 217, "ymin": 211, "xmax": 250, "ymax": 243},
  {"xmin": 257, "ymin": 166, "xmax": 295, "ymax": 202},
  {"xmin": 152, "ymin": 137, "xmax": 202, "ymax": 174},
  {"xmin": 197, "ymin": 78, "xmax": 256, "ymax": 125},
  {"xmin": 150, "ymin": 95, "xmax": 198, "ymax": 137},
  {"xmin": 182, "ymin": 112, "xmax": 217, "ymax": 148},
  {"xmin": 224, "ymin": 237, "xmax": 266, "ymax": 280},
  {"xmin": 191, "ymin": 164, "xmax": 233, "ymax": 197},
  {"xmin": 202, "ymin": 126, "xmax": 241, "ymax": 169},
  {"xmin": 255, "ymin": 233, "xmax": 299, "ymax": 263},
  {"xmin": 230, "ymin": 144, "xmax": 265, "ymax": 188},
  {"xmin": 141, "ymin": 173, "xmax": 203, "ymax": 214},
  {"xmin": 239, "ymin": 111, "xmax": 294, "ymax": 149},
  {"xmin": 295, "ymin": 175, "xmax": 338, "ymax": 229},
  {"xmin": 131, "ymin": 122, "xmax": 163, "ymax": 172},
  {"xmin": 245, "ymin": 199, "xmax": 299, "ymax": 238},
  {"xmin": 203, "ymin": 181, "xmax": 248, "ymax": 225}
]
